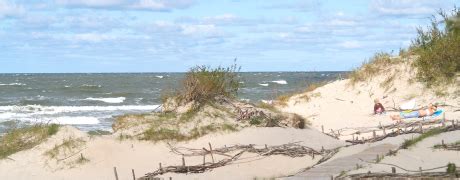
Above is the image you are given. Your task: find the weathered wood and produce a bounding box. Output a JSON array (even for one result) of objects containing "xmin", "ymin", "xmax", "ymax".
[
  {"xmin": 132, "ymin": 169, "xmax": 136, "ymax": 180},
  {"xmin": 208, "ymin": 143, "xmax": 215, "ymax": 163},
  {"xmin": 182, "ymin": 156, "xmax": 185, "ymax": 167},
  {"xmin": 113, "ymin": 167, "xmax": 119, "ymax": 180}
]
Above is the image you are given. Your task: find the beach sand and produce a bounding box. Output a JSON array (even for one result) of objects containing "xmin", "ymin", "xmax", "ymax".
[
  {"xmin": 1, "ymin": 60, "xmax": 459, "ymax": 179},
  {"xmin": 0, "ymin": 126, "xmax": 345, "ymax": 180}
]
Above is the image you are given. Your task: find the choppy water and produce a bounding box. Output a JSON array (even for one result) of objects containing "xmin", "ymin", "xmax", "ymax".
[{"xmin": 0, "ymin": 72, "xmax": 346, "ymax": 133}]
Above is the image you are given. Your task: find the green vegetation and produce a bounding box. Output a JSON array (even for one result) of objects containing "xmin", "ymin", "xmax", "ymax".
[
  {"xmin": 347, "ymin": 8, "xmax": 460, "ymax": 87},
  {"xmin": 447, "ymin": 163, "xmax": 457, "ymax": 175},
  {"xmin": 177, "ymin": 62, "xmax": 241, "ymax": 105},
  {"xmin": 249, "ymin": 116, "xmax": 263, "ymax": 125},
  {"xmin": 411, "ymin": 8, "xmax": 460, "ymax": 87},
  {"xmin": 0, "ymin": 124, "xmax": 59, "ymax": 159},
  {"xmin": 87, "ymin": 130, "xmax": 112, "ymax": 136},
  {"xmin": 401, "ymin": 127, "xmax": 444, "ymax": 149}
]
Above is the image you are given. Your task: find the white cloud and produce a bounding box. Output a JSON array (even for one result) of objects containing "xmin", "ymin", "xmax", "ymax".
[
  {"xmin": 338, "ymin": 41, "xmax": 362, "ymax": 49},
  {"xmin": 55, "ymin": 0, "xmax": 194, "ymax": 11},
  {"xmin": 0, "ymin": 0, "xmax": 24, "ymax": 19},
  {"xmin": 181, "ymin": 24, "xmax": 223, "ymax": 38},
  {"xmin": 371, "ymin": 0, "xmax": 440, "ymax": 17},
  {"xmin": 55, "ymin": 0, "xmax": 124, "ymax": 7}
]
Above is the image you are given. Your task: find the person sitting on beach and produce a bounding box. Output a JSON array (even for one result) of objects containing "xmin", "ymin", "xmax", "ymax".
[
  {"xmin": 374, "ymin": 98, "xmax": 385, "ymax": 114},
  {"xmin": 390, "ymin": 103, "xmax": 437, "ymax": 121}
]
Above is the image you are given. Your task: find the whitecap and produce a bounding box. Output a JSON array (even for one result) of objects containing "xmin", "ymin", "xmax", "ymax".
[
  {"xmin": 0, "ymin": 105, "xmax": 160, "ymax": 114},
  {"xmin": 155, "ymin": 76, "xmax": 164, "ymax": 79},
  {"xmin": 261, "ymin": 100, "xmax": 273, "ymax": 104},
  {"xmin": 85, "ymin": 97, "xmax": 126, "ymax": 103},
  {"xmin": 0, "ymin": 83, "xmax": 26, "ymax": 86},
  {"xmin": 81, "ymin": 84, "xmax": 102, "ymax": 88},
  {"xmin": 259, "ymin": 83, "xmax": 269, "ymax": 87},
  {"xmin": 271, "ymin": 80, "xmax": 288, "ymax": 85}
]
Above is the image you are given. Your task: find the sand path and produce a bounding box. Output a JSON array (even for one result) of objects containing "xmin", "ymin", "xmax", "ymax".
[{"xmin": 282, "ymin": 143, "xmax": 397, "ymax": 180}]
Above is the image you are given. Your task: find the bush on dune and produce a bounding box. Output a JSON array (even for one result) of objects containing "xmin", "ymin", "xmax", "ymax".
[
  {"xmin": 171, "ymin": 62, "xmax": 241, "ymax": 107},
  {"xmin": 411, "ymin": 8, "xmax": 460, "ymax": 87}
]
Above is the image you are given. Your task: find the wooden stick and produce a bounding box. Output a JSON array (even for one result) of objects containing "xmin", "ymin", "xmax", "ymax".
[
  {"xmin": 182, "ymin": 156, "xmax": 185, "ymax": 167},
  {"xmin": 132, "ymin": 169, "xmax": 136, "ymax": 180},
  {"xmin": 113, "ymin": 167, "xmax": 119, "ymax": 180},
  {"xmin": 322, "ymin": 125, "xmax": 324, "ymax": 133},
  {"xmin": 203, "ymin": 154, "xmax": 206, "ymax": 165},
  {"xmin": 208, "ymin": 143, "xmax": 215, "ymax": 163}
]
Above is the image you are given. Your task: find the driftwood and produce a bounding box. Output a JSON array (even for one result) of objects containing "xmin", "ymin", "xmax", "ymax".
[
  {"xmin": 168, "ymin": 142, "xmax": 322, "ymax": 158},
  {"xmin": 435, "ymin": 144, "xmax": 460, "ymax": 151},
  {"xmin": 346, "ymin": 121, "xmax": 460, "ymax": 144},
  {"xmin": 342, "ymin": 172, "xmax": 457, "ymax": 179},
  {"xmin": 139, "ymin": 151, "xmax": 245, "ymax": 179}
]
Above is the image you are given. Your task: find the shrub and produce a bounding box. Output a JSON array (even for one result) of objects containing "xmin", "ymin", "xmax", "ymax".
[
  {"xmin": 411, "ymin": 8, "xmax": 460, "ymax": 87},
  {"xmin": 178, "ymin": 62, "xmax": 241, "ymax": 105}
]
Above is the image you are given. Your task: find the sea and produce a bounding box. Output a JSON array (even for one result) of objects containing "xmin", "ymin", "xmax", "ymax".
[{"xmin": 0, "ymin": 72, "xmax": 346, "ymax": 133}]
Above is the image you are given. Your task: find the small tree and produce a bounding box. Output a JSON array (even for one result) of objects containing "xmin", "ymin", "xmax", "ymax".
[{"xmin": 411, "ymin": 8, "xmax": 460, "ymax": 87}]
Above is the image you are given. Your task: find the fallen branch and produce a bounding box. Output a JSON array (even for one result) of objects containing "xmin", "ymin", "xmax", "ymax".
[
  {"xmin": 168, "ymin": 142, "xmax": 322, "ymax": 158},
  {"xmin": 140, "ymin": 151, "xmax": 245, "ymax": 179}
]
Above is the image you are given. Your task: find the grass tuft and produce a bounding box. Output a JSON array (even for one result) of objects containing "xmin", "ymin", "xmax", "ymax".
[{"xmin": 401, "ymin": 127, "xmax": 444, "ymax": 149}]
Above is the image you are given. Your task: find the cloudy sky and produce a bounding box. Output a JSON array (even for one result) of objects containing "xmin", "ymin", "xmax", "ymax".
[{"xmin": 0, "ymin": 0, "xmax": 459, "ymax": 73}]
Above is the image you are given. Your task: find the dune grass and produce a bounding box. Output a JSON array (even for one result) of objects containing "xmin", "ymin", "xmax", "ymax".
[
  {"xmin": 140, "ymin": 123, "xmax": 238, "ymax": 142},
  {"xmin": 174, "ymin": 63, "xmax": 241, "ymax": 106},
  {"xmin": 401, "ymin": 127, "xmax": 444, "ymax": 149},
  {"xmin": 0, "ymin": 124, "xmax": 59, "ymax": 159},
  {"xmin": 45, "ymin": 137, "xmax": 86, "ymax": 160}
]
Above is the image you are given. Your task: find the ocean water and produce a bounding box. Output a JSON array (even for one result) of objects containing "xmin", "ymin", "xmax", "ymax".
[{"xmin": 0, "ymin": 72, "xmax": 346, "ymax": 133}]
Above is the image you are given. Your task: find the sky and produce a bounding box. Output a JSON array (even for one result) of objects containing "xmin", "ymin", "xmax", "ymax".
[{"xmin": 0, "ymin": 0, "xmax": 459, "ymax": 73}]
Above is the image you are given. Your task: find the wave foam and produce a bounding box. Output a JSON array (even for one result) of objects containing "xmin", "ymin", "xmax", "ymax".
[
  {"xmin": 85, "ymin": 97, "xmax": 126, "ymax": 103},
  {"xmin": 0, "ymin": 105, "xmax": 160, "ymax": 114},
  {"xmin": 155, "ymin": 75, "xmax": 164, "ymax": 79},
  {"xmin": 259, "ymin": 83, "xmax": 269, "ymax": 87},
  {"xmin": 271, "ymin": 80, "xmax": 288, "ymax": 85},
  {"xmin": 0, "ymin": 83, "xmax": 26, "ymax": 86}
]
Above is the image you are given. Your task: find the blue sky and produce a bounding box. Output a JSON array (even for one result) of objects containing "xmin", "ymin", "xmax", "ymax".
[{"xmin": 0, "ymin": 0, "xmax": 459, "ymax": 73}]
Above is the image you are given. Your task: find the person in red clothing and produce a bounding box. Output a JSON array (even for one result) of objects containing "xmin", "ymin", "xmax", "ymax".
[{"xmin": 374, "ymin": 98, "xmax": 385, "ymax": 114}]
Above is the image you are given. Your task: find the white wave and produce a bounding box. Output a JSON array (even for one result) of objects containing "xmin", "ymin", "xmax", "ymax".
[
  {"xmin": 0, "ymin": 83, "xmax": 26, "ymax": 86},
  {"xmin": 271, "ymin": 80, "xmax": 288, "ymax": 85},
  {"xmin": 81, "ymin": 84, "xmax": 102, "ymax": 88},
  {"xmin": 155, "ymin": 75, "xmax": 164, "ymax": 79},
  {"xmin": 239, "ymin": 81, "xmax": 245, "ymax": 84},
  {"xmin": 50, "ymin": 116, "xmax": 100, "ymax": 125},
  {"xmin": 85, "ymin": 97, "xmax": 126, "ymax": 103},
  {"xmin": 0, "ymin": 105, "xmax": 160, "ymax": 114},
  {"xmin": 259, "ymin": 83, "xmax": 269, "ymax": 87}
]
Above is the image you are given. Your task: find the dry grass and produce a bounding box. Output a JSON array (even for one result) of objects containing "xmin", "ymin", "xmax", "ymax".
[
  {"xmin": 44, "ymin": 137, "xmax": 86, "ymax": 160},
  {"xmin": 0, "ymin": 124, "xmax": 59, "ymax": 159},
  {"xmin": 348, "ymin": 52, "xmax": 403, "ymax": 85}
]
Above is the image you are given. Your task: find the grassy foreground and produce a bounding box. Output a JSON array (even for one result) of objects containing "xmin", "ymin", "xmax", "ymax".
[{"xmin": 0, "ymin": 124, "xmax": 59, "ymax": 159}]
